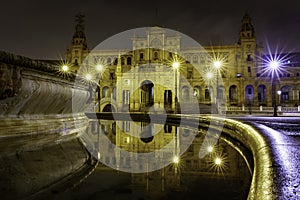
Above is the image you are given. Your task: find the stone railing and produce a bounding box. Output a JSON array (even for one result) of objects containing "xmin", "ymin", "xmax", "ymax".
[{"xmin": 226, "ymin": 106, "xmax": 300, "ymax": 114}]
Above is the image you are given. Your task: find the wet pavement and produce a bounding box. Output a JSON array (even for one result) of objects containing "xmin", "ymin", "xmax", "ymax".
[
  {"xmin": 230, "ymin": 116, "xmax": 300, "ymax": 136},
  {"xmin": 229, "ymin": 116, "xmax": 300, "ymax": 199}
]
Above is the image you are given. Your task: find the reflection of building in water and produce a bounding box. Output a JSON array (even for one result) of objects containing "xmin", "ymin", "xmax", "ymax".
[
  {"xmin": 84, "ymin": 120, "xmax": 251, "ymax": 195},
  {"xmin": 67, "ymin": 13, "xmax": 300, "ymax": 112}
]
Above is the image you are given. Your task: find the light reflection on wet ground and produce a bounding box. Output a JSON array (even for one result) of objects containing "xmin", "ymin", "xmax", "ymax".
[{"xmin": 49, "ymin": 120, "xmax": 251, "ymax": 200}]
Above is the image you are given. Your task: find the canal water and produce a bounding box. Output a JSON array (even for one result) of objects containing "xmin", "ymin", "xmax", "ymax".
[{"xmin": 51, "ymin": 119, "xmax": 252, "ymax": 200}]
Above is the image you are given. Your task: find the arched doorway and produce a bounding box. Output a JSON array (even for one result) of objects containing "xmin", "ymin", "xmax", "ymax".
[
  {"xmin": 140, "ymin": 80, "xmax": 154, "ymax": 109},
  {"xmin": 229, "ymin": 85, "xmax": 238, "ymax": 105},
  {"xmin": 280, "ymin": 85, "xmax": 292, "ymax": 105},
  {"xmin": 245, "ymin": 85, "xmax": 254, "ymax": 106}
]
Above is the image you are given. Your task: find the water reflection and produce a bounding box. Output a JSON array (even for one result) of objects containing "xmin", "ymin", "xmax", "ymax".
[{"xmin": 68, "ymin": 120, "xmax": 251, "ymax": 200}]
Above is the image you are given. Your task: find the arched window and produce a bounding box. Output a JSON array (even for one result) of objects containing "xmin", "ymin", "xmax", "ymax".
[
  {"xmin": 126, "ymin": 57, "xmax": 131, "ymax": 65},
  {"xmin": 193, "ymin": 55, "xmax": 198, "ymax": 63},
  {"xmin": 245, "ymin": 85, "xmax": 254, "ymax": 105},
  {"xmin": 153, "ymin": 51, "xmax": 159, "ymax": 60},
  {"xmin": 229, "ymin": 85, "xmax": 238, "ymax": 104},
  {"xmin": 258, "ymin": 85, "xmax": 267, "ymax": 103},
  {"xmin": 102, "ymin": 86, "xmax": 110, "ymax": 98},
  {"xmin": 107, "ymin": 57, "xmax": 112, "ymax": 65},
  {"xmin": 112, "ymin": 87, "xmax": 116, "ymax": 100},
  {"xmin": 280, "ymin": 86, "xmax": 292, "ymax": 101},
  {"xmin": 182, "ymin": 86, "xmax": 189, "ymax": 101},
  {"xmin": 193, "ymin": 86, "xmax": 201, "ymax": 100},
  {"xmin": 205, "ymin": 86, "xmax": 211, "ymax": 101}
]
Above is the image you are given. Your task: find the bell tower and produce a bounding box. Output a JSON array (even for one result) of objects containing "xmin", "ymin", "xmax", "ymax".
[
  {"xmin": 238, "ymin": 13, "xmax": 259, "ymax": 79},
  {"xmin": 66, "ymin": 13, "xmax": 89, "ymax": 70},
  {"xmin": 238, "ymin": 13, "xmax": 255, "ymax": 43}
]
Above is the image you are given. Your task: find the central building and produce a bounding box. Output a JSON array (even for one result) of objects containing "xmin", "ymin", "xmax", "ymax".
[{"xmin": 66, "ymin": 13, "xmax": 300, "ymax": 113}]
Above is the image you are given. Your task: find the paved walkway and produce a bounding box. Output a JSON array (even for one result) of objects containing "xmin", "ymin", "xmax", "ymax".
[{"xmin": 230, "ymin": 116, "xmax": 300, "ymax": 199}]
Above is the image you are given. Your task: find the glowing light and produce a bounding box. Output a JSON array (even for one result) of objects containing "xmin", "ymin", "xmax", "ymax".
[
  {"xmin": 173, "ymin": 156, "xmax": 180, "ymax": 164},
  {"xmin": 214, "ymin": 61, "xmax": 222, "ymax": 69},
  {"xmin": 207, "ymin": 146, "xmax": 213, "ymax": 153},
  {"xmin": 256, "ymin": 42, "xmax": 291, "ymax": 80},
  {"xmin": 85, "ymin": 73, "xmax": 92, "ymax": 81},
  {"xmin": 206, "ymin": 72, "xmax": 213, "ymax": 79},
  {"xmin": 269, "ymin": 61, "xmax": 279, "ymax": 70},
  {"xmin": 172, "ymin": 61, "xmax": 180, "ymax": 69},
  {"xmin": 277, "ymin": 90, "xmax": 282, "ymax": 95},
  {"xmin": 215, "ymin": 157, "xmax": 222, "ymax": 165},
  {"xmin": 96, "ymin": 64, "xmax": 103, "ymax": 72},
  {"xmin": 62, "ymin": 65, "xmax": 69, "ymax": 72}
]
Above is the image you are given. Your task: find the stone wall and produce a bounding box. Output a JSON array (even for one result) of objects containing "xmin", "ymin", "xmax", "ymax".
[{"xmin": 0, "ymin": 51, "xmax": 95, "ymax": 198}]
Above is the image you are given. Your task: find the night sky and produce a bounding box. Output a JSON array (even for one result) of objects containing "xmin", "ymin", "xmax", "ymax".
[{"xmin": 1, "ymin": 0, "xmax": 300, "ymax": 60}]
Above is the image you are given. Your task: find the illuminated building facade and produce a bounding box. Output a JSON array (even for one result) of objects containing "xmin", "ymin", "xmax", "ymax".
[{"xmin": 66, "ymin": 13, "xmax": 300, "ymax": 113}]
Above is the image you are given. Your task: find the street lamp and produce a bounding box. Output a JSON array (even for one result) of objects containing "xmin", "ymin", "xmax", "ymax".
[
  {"xmin": 207, "ymin": 145, "xmax": 214, "ymax": 153},
  {"xmin": 95, "ymin": 64, "xmax": 104, "ymax": 112},
  {"xmin": 62, "ymin": 65, "xmax": 69, "ymax": 72},
  {"xmin": 277, "ymin": 90, "xmax": 282, "ymax": 106},
  {"xmin": 215, "ymin": 157, "xmax": 222, "ymax": 165},
  {"xmin": 213, "ymin": 61, "xmax": 222, "ymax": 113},
  {"xmin": 269, "ymin": 60, "xmax": 279, "ymax": 117},
  {"xmin": 172, "ymin": 61, "xmax": 180, "ymax": 114}
]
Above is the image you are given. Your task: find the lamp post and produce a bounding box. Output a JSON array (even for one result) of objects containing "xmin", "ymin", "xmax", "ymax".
[
  {"xmin": 277, "ymin": 90, "xmax": 282, "ymax": 106},
  {"xmin": 213, "ymin": 61, "xmax": 222, "ymax": 113},
  {"xmin": 269, "ymin": 61, "xmax": 279, "ymax": 117},
  {"xmin": 95, "ymin": 64, "xmax": 103, "ymax": 112},
  {"xmin": 172, "ymin": 61, "xmax": 180, "ymax": 175},
  {"xmin": 172, "ymin": 61, "xmax": 180, "ymax": 114}
]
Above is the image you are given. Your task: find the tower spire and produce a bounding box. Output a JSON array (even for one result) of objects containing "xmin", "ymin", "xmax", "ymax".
[
  {"xmin": 66, "ymin": 13, "xmax": 89, "ymax": 68},
  {"xmin": 72, "ymin": 13, "xmax": 87, "ymax": 46},
  {"xmin": 238, "ymin": 12, "xmax": 255, "ymax": 44}
]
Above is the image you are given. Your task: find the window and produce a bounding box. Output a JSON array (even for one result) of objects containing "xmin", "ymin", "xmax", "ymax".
[
  {"xmin": 164, "ymin": 124, "xmax": 172, "ymax": 133},
  {"xmin": 107, "ymin": 58, "xmax": 111, "ymax": 65},
  {"xmin": 123, "ymin": 90, "xmax": 130, "ymax": 105},
  {"xmin": 110, "ymin": 71, "xmax": 115, "ymax": 80},
  {"xmin": 248, "ymin": 88, "xmax": 252, "ymax": 95},
  {"xmin": 247, "ymin": 54, "xmax": 252, "ymax": 61},
  {"xmin": 140, "ymin": 52, "xmax": 144, "ymax": 60},
  {"xmin": 122, "ymin": 121, "xmax": 130, "ymax": 132},
  {"xmin": 187, "ymin": 70, "xmax": 193, "ymax": 79},
  {"xmin": 205, "ymin": 87, "xmax": 210, "ymax": 100},
  {"xmin": 153, "ymin": 51, "xmax": 159, "ymax": 60},
  {"xmin": 248, "ymin": 66, "xmax": 251, "ymax": 72},
  {"xmin": 193, "ymin": 55, "xmax": 198, "ymax": 63},
  {"xmin": 127, "ymin": 57, "xmax": 131, "ymax": 65},
  {"xmin": 102, "ymin": 86, "xmax": 109, "ymax": 98}
]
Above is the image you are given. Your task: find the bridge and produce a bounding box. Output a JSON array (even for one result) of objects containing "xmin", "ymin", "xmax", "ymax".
[{"xmin": 0, "ymin": 51, "xmax": 300, "ymax": 199}]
